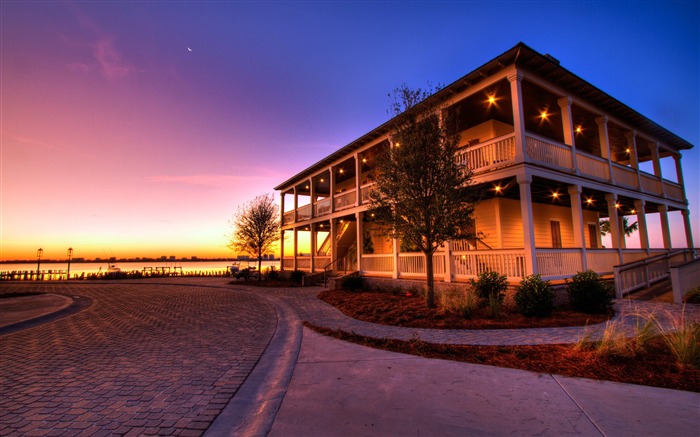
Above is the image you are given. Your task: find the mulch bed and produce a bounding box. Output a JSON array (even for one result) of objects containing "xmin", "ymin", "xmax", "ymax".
[
  {"xmin": 318, "ymin": 289, "xmax": 610, "ymax": 329},
  {"xmin": 305, "ymin": 322, "xmax": 700, "ymax": 392}
]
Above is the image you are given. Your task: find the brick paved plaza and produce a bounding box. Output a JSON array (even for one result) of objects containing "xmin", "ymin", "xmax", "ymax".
[{"xmin": 0, "ymin": 281, "xmax": 276, "ymax": 436}]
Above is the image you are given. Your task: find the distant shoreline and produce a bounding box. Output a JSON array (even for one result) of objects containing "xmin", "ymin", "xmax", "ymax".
[{"xmin": 1, "ymin": 258, "xmax": 280, "ymax": 264}]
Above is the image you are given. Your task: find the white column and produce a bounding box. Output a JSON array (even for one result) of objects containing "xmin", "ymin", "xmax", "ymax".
[
  {"xmin": 625, "ymin": 131, "xmax": 642, "ymax": 189},
  {"xmin": 356, "ymin": 211, "xmax": 363, "ymax": 273},
  {"xmin": 605, "ymin": 193, "xmax": 622, "ymax": 249},
  {"xmin": 673, "ymin": 153, "xmax": 685, "ymax": 187},
  {"xmin": 634, "ymin": 200, "xmax": 650, "ymax": 252},
  {"xmin": 329, "ymin": 169, "xmax": 336, "ymax": 213},
  {"xmin": 280, "ymin": 191, "xmax": 286, "ymax": 225},
  {"xmin": 596, "ymin": 116, "xmax": 614, "ymax": 183},
  {"xmin": 517, "ymin": 174, "xmax": 537, "ymax": 275},
  {"xmin": 650, "ymin": 142, "xmax": 663, "ymax": 179},
  {"xmin": 392, "ymin": 238, "xmax": 400, "ymax": 279},
  {"xmin": 310, "ymin": 224, "xmax": 316, "ymax": 272},
  {"xmin": 444, "ymin": 240, "xmax": 453, "ymax": 283},
  {"xmin": 568, "ymin": 185, "xmax": 587, "ymax": 271},
  {"xmin": 658, "ymin": 205, "xmax": 672, "ymax": 249},
  {"xmin": 330, "ymin": 219, "xmax": 337, "ymax": 269},
  {"xmin": 508, "ymin": 71, "xmax": 528, "ymax": 164},
  {"xmin": 280, "ymin": 229, "xmax": 285, "ymax": 270},
  {"xmin": 293, "ymin": 228, "xmax": 298, "ymax": 270},
  {"xmin": 309, "ymin": 178, "xmax": 315, "ymax": 218},
  {"xmin": 293, "ymin": 186, "xmax": 298, "ymax": 222},
  {"xmin": 558, "ymin": 97, "xmax": 579, "ymax": 174},
  {"xmin": 618, "ymin": 216, "xmax": 627, "ymax": 249},
  {"xmin": 682, "ymin": 209, "xmax": 694, "ymax": 249},
  {"xmin": 355, "ymin": 153, "xmax": 362, "ymax": 206}
]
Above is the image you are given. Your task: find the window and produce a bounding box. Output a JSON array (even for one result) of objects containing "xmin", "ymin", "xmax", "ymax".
[
  {"xmin": 588, "ymin": 223, "xmax": 598, "ymax": 248},
  {"xmin": 550, "ymin": 220, "xmax": 562, "ymax": 248}
]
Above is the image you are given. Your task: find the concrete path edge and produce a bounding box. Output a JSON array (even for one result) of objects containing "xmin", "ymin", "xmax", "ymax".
[{"xmin": 205, "ymin": 291, "xmax": 302, "ymax": 437}]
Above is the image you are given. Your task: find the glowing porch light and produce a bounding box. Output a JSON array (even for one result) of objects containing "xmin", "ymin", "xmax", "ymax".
[
  {"xmin": 586, "ymin": 197, "xmax": 594, "ymax": 205},
  {"xmin": 625, "ymin": 148, "xmax": 631, "ymax": 153},
  {"xmin": 362, "ymin": 158, "xmax": 367, "ymax": 163},
  {"xmin": 487, "ymin": 95, "xmax": 496, "ymax": 105},
  {"xmin": 551, "ymin": 191, "xmax": 559, "ymax": 199},
  {"xmin": 630, "ymin": 209, "xmax": 636, "ymax": 214},
  {"xmin": 339, "ymin": 169, "xmax": 344, "ymax": 174},
  {"xmin": 615, "ymin": 203, "xmax": 620, "ymax": 209},
  {"xmin": 540, "ymin": 110, "xmax": 549, "ymax": 120},
  {"xmin": 494, "ymin": 185, "xmax": 502, "ymax": 193},
  {"xmin": 575, "ymin": 125, "xmax": 583, "ymax": 134},
  {"xmin": 320, "ymin": 178, "xmax": 325, "ymax": 182}
]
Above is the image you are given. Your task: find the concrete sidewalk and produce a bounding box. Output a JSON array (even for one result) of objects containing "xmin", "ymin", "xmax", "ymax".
[
  {"xmin": 2, "ymin": 282, "xmax": 698, "ymax": 436},
  {"xmin": 270, "ymin": 327, "xmax": 700, "ymax": 437}
]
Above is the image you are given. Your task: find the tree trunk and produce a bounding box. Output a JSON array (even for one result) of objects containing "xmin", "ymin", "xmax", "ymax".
[
  {"xmin": 257, "ymin": 253, "xmax": 262, "ymax": 282},
  {"xmin": 424, "ymin": 250, "xmax": 435, "ymax": 308}
]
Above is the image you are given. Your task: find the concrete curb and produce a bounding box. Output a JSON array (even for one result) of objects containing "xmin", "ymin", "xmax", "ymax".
[{"xmin": 205, "ymin": 291, "xmax": 302, "ymax": 437}]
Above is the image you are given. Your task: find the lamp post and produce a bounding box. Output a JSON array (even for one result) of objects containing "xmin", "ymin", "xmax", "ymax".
[
  {"xmin": 36, "ymin": 248, "xmax": 43, "ymax": 280},
  {"xmin": 67, "ymin": 247, "xmax": 73, "ymax": 280}
]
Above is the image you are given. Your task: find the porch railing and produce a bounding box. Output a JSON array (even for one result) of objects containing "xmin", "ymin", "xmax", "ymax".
[
  {"xmin": 525, "ymin": 133, "xmax": 572, "ymax": 169},
  {"xmin": 452, "ymin": 249, "xmax": 526, "ymax": 279},
  {"xmin": 334, "ymin": 189, "xmax": 356, "ymax": 211},
  {"xmin": 536, "ymin": 249, "xmax": 583, "ymax": 279},
  {"xmin": 283, "ymin": 210, "xmax": 294, "ymax": 225},
  {"xmin": 314, "ymin": 198, "xmax": 331, "ymax": 217},
  {"xmin": 455, "ymin": 133, "xmax": 516, "ymax": 173},
  {"xmin": 397, "ymin": 253, "xmax": 445, "ymax": 277},
  {"xmin": 360, "ymin": 254, "xmax": 394, "ymax": 273},
  {"xmin": 663, "ymin": 181, "xmax": 684, "ymax": 202},
  {"xmin": 360, "ymin": 183, "xmax": 375, "ymax": 203},
  {"xmin": 577, "ymin": 152, "xmax": 610, "ymax": 180},
  {"xmin": 611, "ymin": 163, "xmax": 638, "ymax": 188},
  {"xmin": 297, "ymin": 204, "xmax": 312, "ymax": 221},
  {"xmin": 640, "ymin": 173, "xmax": 662, "ymax": 195}
]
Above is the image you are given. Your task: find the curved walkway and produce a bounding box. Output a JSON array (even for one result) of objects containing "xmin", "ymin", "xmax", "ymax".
[
  {"xmin": 246, "ymin": 285, "xmax": 700, "ymax": 345},
  {"xmin": 0, "ymin": 281, "xmax": 278, "ymax": 437}
]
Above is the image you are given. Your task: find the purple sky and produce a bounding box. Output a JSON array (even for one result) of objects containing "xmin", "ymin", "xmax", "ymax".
[{"xmin": 1, "ymin": 1, "xmax": 698, "ymax": 260}]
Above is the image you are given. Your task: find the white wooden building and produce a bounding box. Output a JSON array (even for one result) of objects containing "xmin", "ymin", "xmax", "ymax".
[{"xmin": 274, "ymin": 43, "xmax": 695, "ymax": 286}]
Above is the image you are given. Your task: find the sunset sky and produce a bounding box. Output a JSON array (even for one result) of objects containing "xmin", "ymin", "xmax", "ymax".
[{"xmin": 1, "ymin": 1, "xmax": 698, "ymax": 261}]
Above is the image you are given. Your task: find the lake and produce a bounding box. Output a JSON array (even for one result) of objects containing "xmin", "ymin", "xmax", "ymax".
[{"xmin": 0, "ymin": 260, "xmax": 280, "ymax": 278}]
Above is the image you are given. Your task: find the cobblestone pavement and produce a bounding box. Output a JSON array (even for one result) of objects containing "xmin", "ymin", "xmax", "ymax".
[
  {"xmin": 243, "ymin": 285, "xmax": 700, "ymax": 346},
  {"xmin": 0, "ymin": 281, "xmax": 276, "ymax": 437}
]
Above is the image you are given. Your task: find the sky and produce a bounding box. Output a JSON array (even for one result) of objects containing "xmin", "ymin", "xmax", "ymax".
[{"xmin": 1, "ymin": 1, "xmax": 698, "ymax": 261}]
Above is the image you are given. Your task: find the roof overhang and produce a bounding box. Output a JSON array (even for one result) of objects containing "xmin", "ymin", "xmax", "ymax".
[{"xmin": 275, "ymin": 42, "xmax": 694, "ymax": 191}]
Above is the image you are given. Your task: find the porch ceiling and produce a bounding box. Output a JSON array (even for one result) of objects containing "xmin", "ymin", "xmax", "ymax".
[{"xmin": 482, "ymin": 176, "xmax": 670, "ymax": 217}]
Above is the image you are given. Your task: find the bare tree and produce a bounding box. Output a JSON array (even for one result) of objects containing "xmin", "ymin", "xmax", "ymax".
[
  {"xmin": 228, "ymin": 194, "xmax": 279, "ymax": 281},
  {"xmin": 368, "ymin": 84, "xmax": 482, "ymax": 308}
]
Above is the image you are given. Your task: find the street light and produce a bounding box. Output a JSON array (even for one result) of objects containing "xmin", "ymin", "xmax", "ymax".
[
  {"xmin": 36, "ymin": 248, "xmax": 43, "ymax": 279},
  {"xmin": 67, "ymin": 247, "xmax": 73, "ymax": 280}
]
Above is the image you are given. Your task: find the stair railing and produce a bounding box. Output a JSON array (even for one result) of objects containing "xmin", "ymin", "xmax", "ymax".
[
  {"xmin": 613, "ymin": 248, "xmax": 695, "ymax": 299},
  {"xmin": 323, "ymin": 255, "xmax": 349, "ymax": 288}
]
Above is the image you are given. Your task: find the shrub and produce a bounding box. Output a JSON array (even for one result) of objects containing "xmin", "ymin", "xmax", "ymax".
[
  {"xmin": 515, "ymin": 274, "xmax": 554, "ymax": 317},
  {"xmin": 289, "ymin": 270, "xmax": 304, "ymax": 284},
  {"xmin": 340, "ymin": 275, "xmax": 365, "ymax": 292},
  {"xmin": 439, "ymin": 287, "xmax": 479, "ymax": 319},
  {"xmin": 265, "ymin": 266, "xmax": 280, "ymax": 281},
  {"xmin": 471, "ymin": 271, "xmax": 508, "ymax": 305},
  {"xmin": 567, "ymin": 270, "xmax": 613, "ymax": 314}
]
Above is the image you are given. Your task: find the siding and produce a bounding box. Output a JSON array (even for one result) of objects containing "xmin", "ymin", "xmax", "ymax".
[{"xmin": 458, "ymin": 119, "xmax": 514, "ymax": 147}]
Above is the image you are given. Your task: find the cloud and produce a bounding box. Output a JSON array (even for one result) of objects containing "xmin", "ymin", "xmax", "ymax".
[
  {"xmin": 93, "ymin": 37, "xmax": 138, "ymax": 79},
  {"xmin": 63, "ymin": 9, "xmax": 139, "ymax": 80},
  {"xmin": 2, "ymin": 132, "xmax": 64, "ymax": 152}
]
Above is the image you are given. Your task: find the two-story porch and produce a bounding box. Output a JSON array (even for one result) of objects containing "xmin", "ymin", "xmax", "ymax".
[{"xmin": 274, "ymin": 43, "xmax": 695, "ymax": 286}]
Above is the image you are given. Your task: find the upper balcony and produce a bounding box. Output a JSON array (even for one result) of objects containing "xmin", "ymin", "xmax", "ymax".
[{"xmin": 280, "ymin": 75, "xmax": 688, "ymax": 227}]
